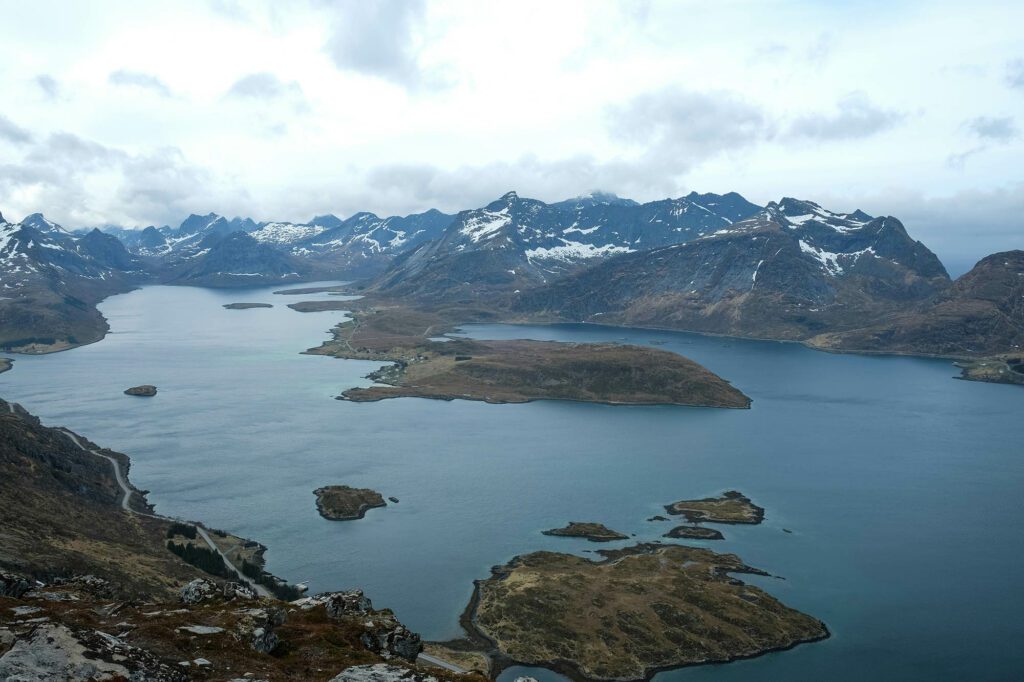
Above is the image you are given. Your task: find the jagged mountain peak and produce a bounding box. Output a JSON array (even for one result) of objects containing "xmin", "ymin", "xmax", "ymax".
[
  {"xmin": 765, "ymin": 198, "xmax": 875, "ymax": 230},
  {"xmin": 552, "ymin": 191, "xmax": 639, "ymax": 210},
  {"xmin": 21, "ymin": 212, "xmax": 69, "ymax": 236}
]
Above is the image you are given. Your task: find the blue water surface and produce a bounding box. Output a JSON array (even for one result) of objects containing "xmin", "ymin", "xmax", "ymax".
[{"xmin": 1, "ymin": 283, "xmax": 1022, "ymax": 681}]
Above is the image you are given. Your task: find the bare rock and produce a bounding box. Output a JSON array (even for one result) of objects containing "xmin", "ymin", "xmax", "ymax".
[
  {"xmin": 179, "ymin": 578, "xmax": 218, "ymax": 605},
  {"xmin": 359, "ymin": 613, "xmax": 422, "ymax": 662},
  {"xmin": 330, "ymin": 663, "xmax": 440, "ymax": 682},
  {"xmin": 124, "ymin": 385, "xmax": 157, "ymax": 397},
  {"xmin": 234, "ymin": 607, "xmax": 286, "ymax": 654},
  {"xmin": 0, "ymin": 623, "xmax": 186, "ymax": 681},
  {"xmin": 0, "ymin": 571, "xmax": 31, "ymax": 598},
  {"xmin": 322, "ymin": 590, "xmax": 373, "ymax": 619}
]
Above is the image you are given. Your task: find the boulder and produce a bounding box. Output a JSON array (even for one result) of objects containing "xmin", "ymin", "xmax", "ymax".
[
  {"xmin": 0, "ymin": 571, "xmax": 31, "ymax": 598},
  {"xmin": 322, "ymin": 590, "xmax": 373, "ymax": 619},
  {"xmin": 179, "ymin": 578, "xmax": 218, "ymax": 605},
  {"xmin": 223, "ymin": 581, "xmax": 257, "ymax": 600},
  {"xmin": 359, "ymin": 613, "xmax": 422, "ymax": 661},
  {"xmin": 124, "ymin": 385, "xmax": 157, "ymax": 397},
  {"xmin": 234, "ymin": 607, "xmax": 286, "ymax": 654}
]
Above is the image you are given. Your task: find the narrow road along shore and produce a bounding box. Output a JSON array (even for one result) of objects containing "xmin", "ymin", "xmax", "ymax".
[{"xmin": 59, "ymin": 427, "xmax": 273, "ymax": 598}]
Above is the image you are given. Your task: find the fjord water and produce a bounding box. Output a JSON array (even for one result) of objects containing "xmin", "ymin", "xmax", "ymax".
[{"xmin": 2, "ymin": 284, "xmax": 1023, "ymax": 681}]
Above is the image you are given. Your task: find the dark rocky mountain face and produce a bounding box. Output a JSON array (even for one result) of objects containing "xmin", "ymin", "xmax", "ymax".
[
  {"xmin": 512, "ymin": 202, "xmax": 951, "ymax": 340},
  {"xmin": 0, "ymin": 218, "xmax": 140, "ymax": 351},
  {"xmin": 808, "ymin": 250, "xmax": 1024, "ymax": 356},
  {"xmin": 368, "ymin": 190, "xmax": 762, "ymax": 301},
  {"xmin": 165, "ymin": 231, "xmax": 310, "ymax": 287},
  {"xmin": 75, "ymin": 228, "xmax": 144, "ymax": 272}
]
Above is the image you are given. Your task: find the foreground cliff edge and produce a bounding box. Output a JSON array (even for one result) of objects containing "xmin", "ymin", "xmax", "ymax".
[
  {"xmin": 288, "ymin": 301, "xmax": 751, "ymax": 408},
  {"xmin": 0, "ymin": 398, "xmax": 482, "ymax": 682}
]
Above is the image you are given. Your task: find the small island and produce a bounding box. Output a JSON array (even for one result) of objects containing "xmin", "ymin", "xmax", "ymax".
[
  {"xmin": 461, "ymin": 544, "xmax": 828, "ymax": 681},
  {"xmin": 663, "ymin": 525, "xmax": 724, "ymax": 540},
  {"xmin": 542, "ymin": 522, "xmax": 629, "ymax": 542},
  {"xmin": 0, "ymin": 358, "xmax": 11, "ymax": 374},
  {"xmin": 314, "ymin": 485, "xmax": 387, "ymax": 521},
  {"xmin": 124, "ymin": 385, "xmax": 157, "ymax": 397},
  {"xmin": 296, "ymin": 303, "xmax": 751, "ymax": 408},
  {"xmin": 665, "ymin": 490, "xmax": 764, "ymax": 524},
  {"xmin": 223, "ymin": 302, "xmax": 273, "ymax": 309}
]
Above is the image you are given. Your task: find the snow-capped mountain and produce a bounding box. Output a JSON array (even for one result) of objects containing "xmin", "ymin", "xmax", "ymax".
[
  {"xmin": 164, "ymin": 231, "xmax": 311, "ymax": 287},
  {"xmin": 369, "ymin": 190, "xmax": 761, "ymax": 301},
  {"xmin": 514, "ymin": 198, "xmax": 950, "ymax": 340},
  {"xmin": 0, "ymin": 214, "xmax": 144, "ymax": 351}
]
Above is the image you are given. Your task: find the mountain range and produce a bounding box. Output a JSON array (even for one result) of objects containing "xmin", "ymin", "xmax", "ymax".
[{"xmin": 1, "ymin": 192, "xmax": 1021, "ymax": 367}]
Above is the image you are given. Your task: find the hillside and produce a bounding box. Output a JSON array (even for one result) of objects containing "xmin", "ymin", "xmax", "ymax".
[{"xmin": 808, "ymin": 250, "xmax": 1024, "ymax": 356}]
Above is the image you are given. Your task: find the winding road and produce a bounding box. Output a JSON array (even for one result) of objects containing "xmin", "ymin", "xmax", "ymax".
[{"xmin": 58, "ymin": 428, "xmax": 272, "ymax": 598}]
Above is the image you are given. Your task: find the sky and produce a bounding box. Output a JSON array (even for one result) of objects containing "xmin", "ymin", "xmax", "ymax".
[{"xmin": 0, "ymin": 0, "xmax": 1022, "ymax": 274}]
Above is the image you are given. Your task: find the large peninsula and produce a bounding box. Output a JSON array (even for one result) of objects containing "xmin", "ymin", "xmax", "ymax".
[{"xmin": 290, "ymin": 302, "xmax": 751, "ymax": 408}]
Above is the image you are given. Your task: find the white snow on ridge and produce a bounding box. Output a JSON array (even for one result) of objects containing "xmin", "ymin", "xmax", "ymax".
[
  {"xmin": 251, "ymin": 222, "xmax": 325, "ymax": 246},
  {"xmin": 459, "ymin": 207, "xmax": 511, "ymax": 243},
  {"xmin": 526, "ymin": 240, "xmax": 633, "ymax": 263}
]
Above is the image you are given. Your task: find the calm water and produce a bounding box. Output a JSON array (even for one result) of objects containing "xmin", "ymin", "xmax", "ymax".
[{"xmin": 2, "ymin": 283, "xmax": 1022, "ymax": 681}]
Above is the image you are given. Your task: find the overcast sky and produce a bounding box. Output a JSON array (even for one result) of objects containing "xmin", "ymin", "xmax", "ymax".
[{"xmin": 1, "ymin": 0, "xmax": 1022, "ymax": 273}]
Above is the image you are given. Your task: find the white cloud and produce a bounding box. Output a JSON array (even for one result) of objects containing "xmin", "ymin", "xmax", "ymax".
[{"xmin": 0, "ymin": 0, "xmax": 1019, "ymax": 268}]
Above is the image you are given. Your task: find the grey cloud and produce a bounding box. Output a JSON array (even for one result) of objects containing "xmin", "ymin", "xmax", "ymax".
[
  {"xmin": 0, "ymin": 130, "xmax": 237, "ymax": 228},
  {"xmin": 0, "ymin": 115, "xmax": 33, "ymax": 145},
  {"xmin": 946, "ymin": 145, "xmax": 986, "ymax": 170},
  {"xmin": 108, "ymin": 69, "xmax": 172, "ymax": 97},
  {"xmin": 34, "ymin": 74, "xmax": 59, "ymax": 99},
  {"xmin": 964, "ymin": 115, "xmax": 1018, "ymax": 141},
  {"xmin": 321, "ymin": 0, "xmax": 429, "ymax": 88},
  {"xmin": 227, "ymin": 72, "xmax": 303, "ymax": 99},
  {"xmin": 786, "ymin": 92, "xmax": 905, "ymax": 141},
  {"xmin": 1007, "ymin": 59, "xmax": 1024, "ymax": 90},
  {"xmin": 608, "ymin": 87, "xmax": 770, "ymax": 162}
]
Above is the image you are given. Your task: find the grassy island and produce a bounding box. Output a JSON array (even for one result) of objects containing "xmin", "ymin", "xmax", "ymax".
[
  {"xmin": 292, "ymin": 303, "xmax": 751, "ymax": 408},
  {"xmin": 314, "ymin": 485, "xmax": 387, "ymax": 521},
  {"xmin": 542, "ymin": 522, "xmax": 628, "ymax": 542},
  {"xmin": 461, "ymin": 544, "xmax": 827, "ymax": 681},
  {"xmin": 664, "ymin": 490, "xmax": 764, "ymax": 524}
]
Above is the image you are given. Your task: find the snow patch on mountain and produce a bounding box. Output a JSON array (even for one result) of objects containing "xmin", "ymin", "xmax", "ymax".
[
  {"xmin": 459, "ymin": 207, "xmax": 512, "ymax": 243},
  {"xmin": 526, "ymin": 241, "xmax": 634, "ymax": 263}
]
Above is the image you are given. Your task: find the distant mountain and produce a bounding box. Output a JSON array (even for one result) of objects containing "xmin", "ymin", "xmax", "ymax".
[
  {"xmin": 75, "ymin": 228, "xmax": 146, "ymax": 271},
  {"xmin": 20, "ymin": 212, "xmax": 72, "ymax": 238},
  {"xmin": 512, "ymin": 198, "xmax": 951, "ymax": 340},
  {"xmin": 808, "ymin": 250, "xmax": 1024, "ymax": 356},
  {"xmin": 0, "ymin": 216, "xmax": 141, "ymax": 351},
  {"xmin": 368, "ymin": 190, "xmax": 762, "ymax": 301},
  {"xmin": 550, "ymin": 191, "xmax": 640, "ymax": 210},
  {"xmin": 292, "ymin": 208, "xmax": 455, "ymax": 277},
  {"xmin": 165, "ymin": 231, "xmax": 310, "ymax": 287}
]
